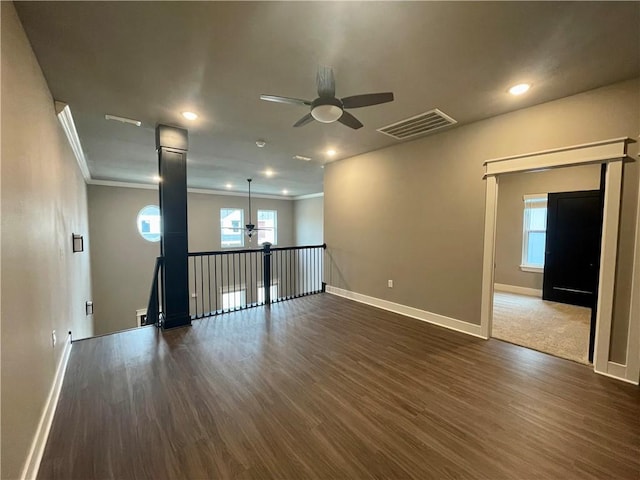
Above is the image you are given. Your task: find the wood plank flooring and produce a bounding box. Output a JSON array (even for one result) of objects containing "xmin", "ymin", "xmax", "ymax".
[{"xmin": 38, "ymin": 293, "xmax": 639, "ymax": 479}]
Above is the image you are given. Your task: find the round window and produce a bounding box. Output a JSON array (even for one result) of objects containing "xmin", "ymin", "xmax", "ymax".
[{"xmin": 137, "ymin": 205, "xmax": 161, "ymax": 242}]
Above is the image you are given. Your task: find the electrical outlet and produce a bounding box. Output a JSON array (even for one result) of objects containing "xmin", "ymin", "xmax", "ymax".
[
  {"xmin": 52, "ymin": 330, "xmax": 57, "ymax": 347},
  {"xmin": 388, "ymin": 280, "xmax": 393, "ymax": 288},
  {"xmin": 191, "ymin": 293, "xmax": 198, "ymax": 298}
]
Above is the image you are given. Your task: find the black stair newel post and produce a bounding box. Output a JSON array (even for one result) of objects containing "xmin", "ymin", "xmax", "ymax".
[
  {"xmin": 321, "ymin": 243, "xmax": 327, "ymax": 293},
  {"xmin": 156, "ymin": 125, "xmax": 191, "ymax": 329},
  {"xmin": 262, "ymin": 243, "xmax": 272, "ymax": 305}
]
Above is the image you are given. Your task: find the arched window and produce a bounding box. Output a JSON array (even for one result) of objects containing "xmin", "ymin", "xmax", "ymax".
[{"xmin": 136, "ymin": 205, "xmax": 161, "ymax": 242}]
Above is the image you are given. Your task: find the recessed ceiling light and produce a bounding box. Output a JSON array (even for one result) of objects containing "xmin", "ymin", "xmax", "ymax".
[
  {"xmin": 256, "ymin": 139, "xmax": 266, "ymax": 148},
  {"xmin": 225, "ymin": 183, "xmax": 232, "ymax": 189},
  {"xmin": 326, "ymin": 149, "xmax": 336, "ymax": 157},
  {"xmin": 508, "ymin": 83, "xmax": 531, "ymax": 96},
  {"xmin": 264, "ymin": 169, "xmax": 274, "ymax": 177},
  {"xmin": 282, "ymin": 189, "xmax": 289, "ymax": 195},
  {"xmin": 181, "ymin": 111, "xmax": 198, "ymax": 120}
]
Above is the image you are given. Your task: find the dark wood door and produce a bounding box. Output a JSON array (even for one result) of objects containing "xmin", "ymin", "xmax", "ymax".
[{"xmin": 542, "ymin": 190, "xmax": 603, "ymax": 309}]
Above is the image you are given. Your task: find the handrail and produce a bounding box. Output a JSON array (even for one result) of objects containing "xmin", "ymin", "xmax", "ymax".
[
  {"xmin": 271, "ymin": 243, "xmax": 326, "ymax": 252},
  {"xmin": 188, "ymin": 243, "xmax": 326, "ymax": 257},
  {"xmin": 188, "ymin": 247, "xmax": 263, "ymax": 256},
  {"xmin": 187, "ymin": 243, "xmax": 326, "ymax": 319},
  {"xmin": 146, "ymin": 245, "xmax": 326, "ymax": 325}
]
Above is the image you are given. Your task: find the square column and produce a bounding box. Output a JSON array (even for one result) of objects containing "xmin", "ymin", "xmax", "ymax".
[{"xmin": 156, "ymin": 125, "xmax": 190, "ymax": 329}]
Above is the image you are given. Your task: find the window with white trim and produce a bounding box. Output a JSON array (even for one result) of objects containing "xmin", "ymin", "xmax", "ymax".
[
  {"xmin": 521, "ymin": 194, "xmax": 548, "ymax": 271},
  {"xmin": 220, "ymin": 208, "xmax": 244, "ymax": 248},
  {"xmin": 257, "ymin": 210, "xmax": 277, "ymax": 245}
]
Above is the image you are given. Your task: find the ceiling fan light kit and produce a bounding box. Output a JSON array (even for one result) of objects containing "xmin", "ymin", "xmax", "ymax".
[
  {"xmin": 260, "ymin": 66, "xmax": 394, "ymax": 130},
  {"xmin": 311, "ymin": 98, "xmax": 343, "ymax": 123}
]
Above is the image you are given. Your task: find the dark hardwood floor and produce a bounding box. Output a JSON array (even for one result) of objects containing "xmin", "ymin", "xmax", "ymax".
[{"xmin": 38, "ymin": 293, "xmax": 639, "ymax": 479}]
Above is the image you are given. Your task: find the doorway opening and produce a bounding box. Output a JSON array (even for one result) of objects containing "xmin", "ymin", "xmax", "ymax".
[
  {"xmin": 491, "ymin": 165, "xmax": 604, "ymax": 364},
  {"xmin": 480, "ymin": 137, "xmax": 633, "ymax": 376}
]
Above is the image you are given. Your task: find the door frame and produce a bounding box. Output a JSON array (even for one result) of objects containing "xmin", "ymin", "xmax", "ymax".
[{"xmin": 480, "ymin": 137, "xmax": 635, "ymax": 379}]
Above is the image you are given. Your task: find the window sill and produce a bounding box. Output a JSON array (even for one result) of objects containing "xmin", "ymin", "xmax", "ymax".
[{"xmin": 520, "ymin": 265, "xmax": 544, "ymax": 273}]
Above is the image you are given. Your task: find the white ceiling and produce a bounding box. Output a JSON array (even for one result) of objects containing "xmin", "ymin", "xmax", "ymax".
[{"xmin": 15, "ymin": 1, "xmax": 640, "ymax": 196}]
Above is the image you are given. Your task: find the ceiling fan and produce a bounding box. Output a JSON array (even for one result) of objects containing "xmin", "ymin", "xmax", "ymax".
[
  {"xmin": 260, "ymin": 66, "xmax": 394, "ymax": 129},
  {"xmin": 241, "ymin": 178, "xmax": 262, "ymax": 241}
]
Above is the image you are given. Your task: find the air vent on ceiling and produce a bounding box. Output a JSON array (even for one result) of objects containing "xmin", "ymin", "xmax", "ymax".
[{"xmin": 377, "ymin": 108, "xmax": 457, "ymax": 140}]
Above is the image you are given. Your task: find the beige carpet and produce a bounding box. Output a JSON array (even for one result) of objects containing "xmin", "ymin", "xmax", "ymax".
[{"xmin": 492, "ymin": 291, "xmax": 591, "ymax": 365}]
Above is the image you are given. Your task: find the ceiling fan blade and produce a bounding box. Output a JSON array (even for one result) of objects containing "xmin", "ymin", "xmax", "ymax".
[
  {"xmin": 260, "ymin": 95, "xmax": 311, "ymax": 106},
  {"xmin": 293, "ymin": 113, "xmax": 314, "ymax": 127},
  {"xmin": 338, "ymin": 111, "xmax": 363, "ymax": 129},
  {"xmin": 342, "ymin": 92, "xmax": 394, "ymax": 109},
  {"xmin": 316, "ymin": 65, "xmax": 335, "ymax": 98}
]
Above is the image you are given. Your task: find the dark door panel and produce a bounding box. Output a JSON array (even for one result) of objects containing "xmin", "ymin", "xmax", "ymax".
[{"xmin": 542, "ymin": 190, "xmax": 603, "ymax": 309}]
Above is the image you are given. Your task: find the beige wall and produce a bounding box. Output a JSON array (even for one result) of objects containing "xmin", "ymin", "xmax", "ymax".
[
  {"xmin": 188, "ymin": 189, "xmax": 294, "ymax": 252},
  {"xmin": 495, "ymin": 165, "xmax": 602, "ymax": 290},
  {"xmin": 325, "ymin": 78, "xmax": 639, "ymax": 364},
  {"xmin": 88, "ymin": 185, "xmax": 294, "ymax": 335},
  {"xmin": 294, "ymin": 196, "xmax": 324, "ymax": 246},
  {"xmin": 1, "ymin": 3, "xmax": 94, "ymax": 478}
]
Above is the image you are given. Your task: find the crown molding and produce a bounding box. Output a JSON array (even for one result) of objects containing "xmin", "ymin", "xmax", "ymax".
[
  {"xmin": 293, "ymin": 192, "xmax": 324, "ymax": 200},
  {"xmin": 55, "ymin": 101, "xmax": 91, "ymax": 181},
  {"xmin": 188, "ymin": 187, "xmax": 291, "ymax": 201},
  {"xmin": 54, "ymin": 101, "xmax": 323, "ymax": 201},
  {"xmin": 88, "ymin": 179, "xmax": 294, "ymax": 200},
  {"xmin": 88, "ymin": 179, "xmax": 157, "ymax": 190}
]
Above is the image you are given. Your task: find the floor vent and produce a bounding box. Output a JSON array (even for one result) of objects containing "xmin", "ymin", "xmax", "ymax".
[{"xmin": 377, "ymin": 109, "xmax": 457, "ymax": 140}]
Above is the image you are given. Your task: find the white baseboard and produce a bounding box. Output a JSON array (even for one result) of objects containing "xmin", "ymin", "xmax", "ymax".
[
  {"xmin": 595, "ymin": 361, "xmax": 638, "ymax": 385},
  {"xmin": 326, "ymin": 285, "xmax": 485, "ymax": 339},
  {"xmin": 494, "ymin": 283, "xmax": 542, "ymax": 298},
  {"xmin": 20, "ymin": 334, "xmax": 72, "ymax": 480}
]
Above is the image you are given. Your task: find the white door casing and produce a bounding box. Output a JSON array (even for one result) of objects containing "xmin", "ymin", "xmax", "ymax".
[{"xmin": 481, "ymin": 137, "xmax": 636, "ymax": 382}]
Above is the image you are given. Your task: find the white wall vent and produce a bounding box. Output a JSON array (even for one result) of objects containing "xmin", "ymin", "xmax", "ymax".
[{"xmin": 377, "ymin": 109, "xmax": 457, "ymax": 140}]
